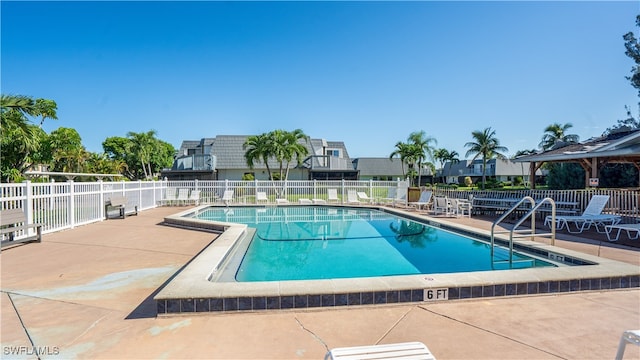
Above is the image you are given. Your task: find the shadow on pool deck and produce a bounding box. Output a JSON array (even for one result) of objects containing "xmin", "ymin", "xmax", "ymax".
[{"xmin": 1, "ymin": 206, "xmax": 639, "ymax": 359}]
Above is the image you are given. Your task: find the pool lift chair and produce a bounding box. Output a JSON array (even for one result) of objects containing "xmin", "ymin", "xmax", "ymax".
[{"xmin": 491, "ymin": 196, "xmax": 557, "ymax": 268}]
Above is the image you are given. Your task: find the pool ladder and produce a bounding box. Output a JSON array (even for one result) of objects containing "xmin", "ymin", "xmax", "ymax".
[{"xmin": 490, "ymin": 196, "xmax": 556, "ymax": 267}]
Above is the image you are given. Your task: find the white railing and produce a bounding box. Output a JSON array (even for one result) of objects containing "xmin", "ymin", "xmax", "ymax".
[
  {"xmin": 0, "ymin": 179, "xmax": 399, "ymax": 239},
  {"xmin": 3, "ymin": 179, "xmax": 639, "ymax": 241}
]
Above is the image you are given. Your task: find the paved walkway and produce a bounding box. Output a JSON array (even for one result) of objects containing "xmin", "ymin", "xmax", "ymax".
[{"xmin": 1, "ymin": 206, "xmax": 639, "ymax": 359}]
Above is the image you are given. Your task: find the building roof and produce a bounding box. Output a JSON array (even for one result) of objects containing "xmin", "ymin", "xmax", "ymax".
[
  {"xmin": 178, "ymin": 135, "xmax": 352, "ymax": 170},
  {"xmin": 514, "ymin": 129, "xmax": 640, "ymax": 163},
  {"xmin": 352, "ymin": 158, "xmax": 406, "ymax": 176}
]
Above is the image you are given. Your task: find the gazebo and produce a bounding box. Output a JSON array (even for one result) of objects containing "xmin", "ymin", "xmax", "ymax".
[{"xmin": 515, "ymin": 128, "xmax": 640, "ymax": 189}]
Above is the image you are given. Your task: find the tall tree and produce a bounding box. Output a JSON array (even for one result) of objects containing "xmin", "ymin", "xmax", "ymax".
[
  {"xmin": 624, "ymin": 14, "xmax": 640, "ymax": 98},
  {"xmin": 244, "ymin": 133, "xmax": 275, "ymax": 180},
  {"xmin": 464, "ymin": 127, "xmax": 509, "ymax": 190},
  {"xmin": 407, "ymin": 131, "xmax": 436, "ymax": 187},
  {"xmin": 539, "ymin": 122, "xmax": 580, "ymax": 151},
  {"xmin": 389, "ymin": 141, "xmax": 414, "ymax": 181},
  {"xmin": 0, "ymin": 94, "xmax": 58, "ymax": 182},
  {"xmin": 433, "ymin": 148, "xmax": 459, "ymax": 183},
  {"xmin": 127, "ymin": 130, "xmax": 158, "ymax": 180}
]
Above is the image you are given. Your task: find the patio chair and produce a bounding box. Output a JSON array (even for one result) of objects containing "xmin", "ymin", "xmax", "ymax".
[
  {"xmin": 327, "ymin": 188, "xmax": 340, "ymax": 203},
  {"xmin": 381, "ymin": 187, "xmax": 396, "ymax": 205},
  {"xmin": 432, "ymin": 196, "xmax": 453, "ymax": 216},
  {"xmin": 544, "ymin": 195, "xmax": 621, "ymax": 234},
  {"xmin": 176, "ymin": 188, "xmax": 190, "ymax": 206},
  {"xmin": 256, "ymin": 191, "xmax": 269, "ymax": 204},
  {"xmin": 325, "ymin": 341, "xmax": 436, "ymax": 360},
  {"xmin": 347, "ymin": 190, "xmax": 360, "ymax": 204},
  {"xmin": 187, "ymin": 190, "xmax": 201, "ymax": 206},
  {"xmin": 357, "ymin": 191, "xmax": 374, "ymax": 204},
  {"xmin": 160, "ymin": 187, "xmax": 178, "ymax": 206},
  {"xmin": 221, "ymin": 190, "xmax": 234, "ymax": 206},
  {"xmin": 392, "ymin": 187, "xmax": 408, "ymax": 207},
  {"xmin": 298, "ymin": 198, "xmax": 313, "ymax": 204},
  {"xmin": 455, "ymin": 198, "xmax": 472, "ymax": 218},
  {"xmin": 409, "ymin": 190, "xmax": 433, "ymax": 210}
]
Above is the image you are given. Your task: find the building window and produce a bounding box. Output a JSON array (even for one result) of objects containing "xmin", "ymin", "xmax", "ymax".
[{"xmin": 326, "ymin": 149, "xmax": 340, "ymax": 157}]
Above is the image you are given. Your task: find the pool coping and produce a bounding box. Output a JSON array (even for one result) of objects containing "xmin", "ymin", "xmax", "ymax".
[{"xmin": 155, "ymin": 205, "xmax": 640, "ymax": 314}]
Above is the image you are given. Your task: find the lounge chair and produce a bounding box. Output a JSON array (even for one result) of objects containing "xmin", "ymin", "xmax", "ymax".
[
  {"xmin": 347, "ymin": 190, "xmax": 360, "ymax": 204},
  {"xmin": 160, "ymin": 187, "xmax": 178, "ymax": 206},
  {"xmin": 432, "ymin": 196, "xmax": 453, "ymax": 216},
  {"xmin": 357, "ymin": 191, "xmax": 374, "ymax": 204},
  {"xmin": 409, "ymin": 190, "xmax": 433, "ymax": 210},
  {"xmin": 605, "ymin": 223, "xmax": 640, "ymax": 242},
  {"xmin": 176, "ymin": 188, "xmax": 190, "ymax": 206},
  {"xmin": 276, "ymin": 198, "xmax": 289, "ymax": 204},
  {"xmin": 327, "ymin": 188, "xmax": 340, "ymax": 203},
  {"xmin": 187, "ymin": 190, "xmax": 200, "ymax": 206},
  {"xmin": 325, "ymin": 341, "xmax": 436, "ymax": 360},
  {"xmin": 455, "ymin": 198, "xmax": 472, "ymax": 218},
  {"xmin": 256, "ymin": 191, "xmax": 269, "ymax": 204},
  {"xmin": 381, "ymin": 187, "xmax": 396, "ymax": 205},
  {"xmin": 615, "ymin": 329, "xmax": 640, "ymax": 360},
  {"xmin": 298, "ymin": 198, "xmax": 313, "ymax": 204},
  {"xmin": 392, "ymin": 187, "xmax": 408, "ymax": 207},
  {"xmin": 544, "ymin": 195, "xmax": 621, "ymax": 233},
  {"xmin": 221, "ymin": 190, "xmax": 234, "ymax": 206}
]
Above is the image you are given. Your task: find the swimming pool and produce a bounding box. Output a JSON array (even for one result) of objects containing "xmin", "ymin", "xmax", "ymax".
[
  {"xmin": 192, "ymin": 206, "xmax": 554, "ymax": 281},
  {"xmin": 155, "ymin": 205, "xmax": 640, "ymax": 314}
]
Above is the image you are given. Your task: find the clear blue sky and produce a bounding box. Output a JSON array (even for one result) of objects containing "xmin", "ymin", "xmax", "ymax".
[{"xmin": 2, "ymin": 1, "xmax": 638, "ymax": 160}]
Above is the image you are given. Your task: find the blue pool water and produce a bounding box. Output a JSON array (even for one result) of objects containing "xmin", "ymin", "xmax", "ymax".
[{"xmin": 191, "ymin": 206, "xmax": 555, "ymax": 281}]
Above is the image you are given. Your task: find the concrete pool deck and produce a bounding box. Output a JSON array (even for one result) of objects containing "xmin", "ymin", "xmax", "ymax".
[{"xmin": 1, "ymin": 206, "xmax": 639, "ymax": 359}]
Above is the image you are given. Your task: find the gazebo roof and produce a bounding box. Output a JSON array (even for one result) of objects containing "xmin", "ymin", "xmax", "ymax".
[{"xmin": 515, "ymin": 128, "xmax": 640, "ymax": 163}]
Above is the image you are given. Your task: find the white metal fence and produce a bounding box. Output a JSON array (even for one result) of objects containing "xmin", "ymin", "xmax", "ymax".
[{"xmin": 2, "ymin": 179, "xmax": 639, "ymax": 242}]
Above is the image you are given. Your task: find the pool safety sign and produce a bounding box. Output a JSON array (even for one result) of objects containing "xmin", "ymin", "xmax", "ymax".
[{"xmin": 424, "ymin": 288, "xmax": 448, "ymax": 301}]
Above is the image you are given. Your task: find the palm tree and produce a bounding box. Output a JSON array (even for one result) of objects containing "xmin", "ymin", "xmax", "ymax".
[
  {"xmin": 464, "ymin": 127, "xmax": 509, "ymax": 190},
  {"xmin": 407, "ymin": 131, "xmax": 436, "ymax": 186},
  {"xmin": 539, "ymin": 123, "xmax": 579, "ymax": 151},
  {"xmin": 433, "ymin": 148, "xmax": 460, "ymax": 183},
  {"xmin": 279, "ymin": 129, "xmax": 309, "ymax": 181},
  {"xmin": 127, "ymin": 130, "xmax": 158, "ymax": 180},
  {"xmin": 389, "ymin": 141, "xmax": 414, "ymax": 181},
  {"xmin": 243, "ymin": 133, "xmax": 274, "ymax": 180}
]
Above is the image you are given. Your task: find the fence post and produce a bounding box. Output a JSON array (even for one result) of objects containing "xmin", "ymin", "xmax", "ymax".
[
  {"xmin": 138, "ymin": 180, "xmax": 143, "ymax": 210},
  {"xmin": 24, "ymin": 181, "xmax": 34, "ymax": 235},
  {"xmin": 313, "ymin": 179, "xmax": 317, "ymax": 199},
  {"xmin": 341, "ymin": 179, "xmax": 346, "ymax": 204},
  {"xmin": 68, "ymin": 180, "xmax": 76, "ymax": 229},
  {"xmin": 98, "ymin": 180, "xmax": 105, "ymax": 220}
]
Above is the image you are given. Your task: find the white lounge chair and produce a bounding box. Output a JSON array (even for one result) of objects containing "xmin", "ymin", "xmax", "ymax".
[
  {"xmin": 409, "ymin": 190, "xmax": 433, "ymax": 210},
  {"xmin": 357, "ymin": 191, "xmax": 373, "ymax": 204},
  {"xmin": 392, "ymin": 187, "xmax": 408, "ymax": 207},
  {"xmin": 276, "ymin": 198, "xmax": 289, "ymax": 204},
  {"xmin": 347, "ymin": 190, "xmax": 360, "ymax": 204},
  {"xmin": 325, "ymin": 341, "xmax": 436, "ymax": 360},
  {"xmin": 298, "ymin": 198, "xmax": 313, "ymax": 204},
  {"xmin": 544, "ymin": 195, "xmax": 621, "ymax": 233},
  {"xmin": 327, "ymin": 188, "xmax": 340, "ymax": 203},
  {"xmin": 160, "ymin": 187, "xmax": 178, "ymax": 206},
  {"xmin": 176, "ymin": 188, "xmax": 190, "ymax": 206},
  {"xmin": 432, "ymin": 196, "xmax": 453, "ymax": 216},
  {"xmin": 381, "ymin": 187, "xmax": 396, "ymax": 205},
  {"xmin": 187, "ymin": 190, "xmax": 200, "ymax": 206},
  {"xmin": 221, "ymin": 190, "xmax": 234, "ymax": 206},
  {"xmin": 605, "ymin": 223, "xmax": 640, "ymax": 242},
  {"xmin": 256, "ymin": 191, "xmax": 269, "ymax": 204}
]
